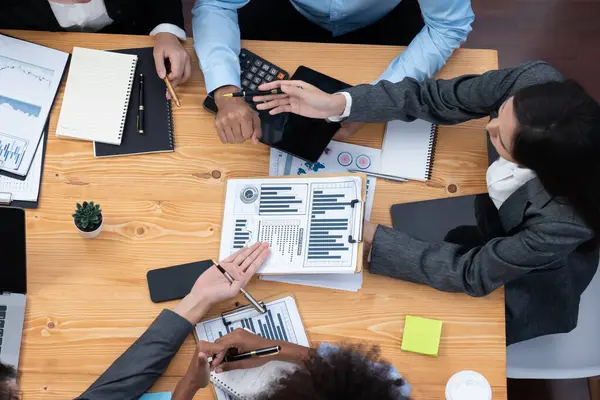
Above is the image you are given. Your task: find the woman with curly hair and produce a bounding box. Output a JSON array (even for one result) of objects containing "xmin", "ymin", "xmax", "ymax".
[{"xmin": 171, "ymin": 328, "xmax": 411, "ymax": 400}]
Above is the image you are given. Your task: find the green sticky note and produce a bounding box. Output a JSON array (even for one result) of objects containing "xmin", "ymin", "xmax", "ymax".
[{"xmin": 401, "ymin": 315, "xmax": 443, "ymax": 356}]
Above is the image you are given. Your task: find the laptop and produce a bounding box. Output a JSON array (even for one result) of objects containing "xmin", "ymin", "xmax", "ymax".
[{"xmin": 0, "ymin": 206, "xmax": 27, "ymax": 370}]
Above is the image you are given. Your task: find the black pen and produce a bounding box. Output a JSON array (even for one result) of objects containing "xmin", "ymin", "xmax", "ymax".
[
  {"xmin": 137, "ymin": 73, "xmax": 145, "ymax": 135},
  {"xmin": 222, "ymin": 89, "xmax": 284, "ymax": 98},
  {"xmin": 224, "ymin": 345, "xmax": 281, "ymax": 362},
  {"xmin": 214, "ymin": 263, "xmax": 267, "ymax": 314}
]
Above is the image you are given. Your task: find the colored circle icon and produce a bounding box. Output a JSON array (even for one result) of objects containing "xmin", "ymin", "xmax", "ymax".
[
  {"xmin": 337, "ymin": 152, "xmax": 353, "ymax": 166},
  {"xmin": 355, "ymin": 154, "xmax": 371, "ymax": 169},
  {"xmin": 240, "ymin": 186, "xmax": 259, "ymax": 204}
]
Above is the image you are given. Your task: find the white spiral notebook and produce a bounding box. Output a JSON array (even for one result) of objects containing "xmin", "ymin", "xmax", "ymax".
[
  {"xmin": 56, "ymin": 47, "xmax": 137, "ymax": 145},
  {"xmin": 380, "ymin": 119, "xmax": 438, "ymax": 181}
]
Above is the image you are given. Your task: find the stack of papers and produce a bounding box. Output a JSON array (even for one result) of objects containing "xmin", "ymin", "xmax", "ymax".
[{"xmin": 265, "ymin": 140, "xmax": 380, "ymax": 291}]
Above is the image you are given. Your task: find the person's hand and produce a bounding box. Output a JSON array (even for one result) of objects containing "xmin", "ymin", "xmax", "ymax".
[
  {"xmin": 334, "ymin": 121, "xmax": 365, "ymax": 141},
  {"xmin": 173, "ymin": 243, "xmax": 270, "ymax": 324},
  {"xmin": 213, "ymin": 328, "xmax": 313, "ymax": 372},
  {"xmin": 153, "ymin": 32, "xmax": 192, "ymax": 92},
  {"xmin": 363, "ymin": 220, "xmax": 378, "ymax": 255},
  {"xmin": 214, "ymin": 85, "xmax": 261, "ymax": 144},
  {"xmin": 213, "ymin": 328, "xmax": 278, "ymax": 372},
  {"xmin": 172, "ymin": 341, "xmax": 228, "ymax": 400},
  {"xmin": 194, "ymin": 242, "xmax": 270, "ymax": 307},
  {"xmin": 253, "ymin": 80, "xmax": 346, "ymax": 119}
]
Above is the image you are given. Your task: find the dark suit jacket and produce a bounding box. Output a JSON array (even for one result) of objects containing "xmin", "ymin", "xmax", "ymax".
[
  {"xmin": 345, "ymin": 61, "xmax": 600, "ymax": 345},
  {"xmin": 0, "ymin": 0, "xmax": 184, "ymax": 35},
  {"xmin": 74, "ymin": 310, "xmax": 193, "ymax": 400}
]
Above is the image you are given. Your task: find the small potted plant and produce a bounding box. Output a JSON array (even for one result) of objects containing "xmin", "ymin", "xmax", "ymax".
[{"xmin": 73, "ymin": 201, "xmax": 103, "ymax": 239}]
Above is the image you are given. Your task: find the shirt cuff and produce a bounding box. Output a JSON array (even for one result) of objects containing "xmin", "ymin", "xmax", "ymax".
[
  {"xmin": 203, "ymin": 64, "xmax": 242, "ymax": 96},
  {"xmin": 327, "ymin": 92, "xmax": 352, "ymax": 122},
  {"xmin": 150, "ymin": 23, "xmax": 187, "ymax": 41}
]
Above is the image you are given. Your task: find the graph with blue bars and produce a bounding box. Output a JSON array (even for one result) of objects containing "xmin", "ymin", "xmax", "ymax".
[
  {"xmin": 233, "ymin": 219, "xmax": 250, "ymax": 249},
  {"xmin": 258, "ymin": 184, "xmax": 307, "ymax": 215},
  {"xmin": 202, "ymin": 299, "xmax": 299, "ymax": 345},
  {"xmin": 0, "ymin": 133, "xmax": 27, "ymax": 170},
  {"xmin": 306, "ymin": 181, "xmax": 357, "ymax": 267}
]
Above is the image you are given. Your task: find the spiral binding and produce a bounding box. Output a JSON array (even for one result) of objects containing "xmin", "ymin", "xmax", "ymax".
[
  {"xmin": 424, "ymin": 124, "xmax": 439, "ymax": 180},
  {"xmin": 211, "ymin": 373, "xmax": 243, "ymax": 399},
  {"xmin": 118, "ymin": 58, "xmax": 138, "ymax": 142},
  {"xmin": 166, "ymin": 94, "xmax": 174, "ymax": 150}
]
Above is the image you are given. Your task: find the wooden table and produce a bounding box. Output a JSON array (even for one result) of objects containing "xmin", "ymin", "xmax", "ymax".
[{"xmin": 3, "ymin": 30, "xmax": 505, "ymax": 399}]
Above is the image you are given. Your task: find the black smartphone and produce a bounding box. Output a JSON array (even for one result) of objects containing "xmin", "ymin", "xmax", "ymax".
[{"xmin": 146, "ymin": 260, "xmax": 213, "ymax": 303}]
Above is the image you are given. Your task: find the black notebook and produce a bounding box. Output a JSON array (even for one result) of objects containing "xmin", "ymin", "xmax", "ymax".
[
  {"xmin": 94, "ymin": 47, "xmax": 174, "ymax": 158},
  {"xmin": 391, "ymin": 195, "xmax": 479, "ymax": 242}
]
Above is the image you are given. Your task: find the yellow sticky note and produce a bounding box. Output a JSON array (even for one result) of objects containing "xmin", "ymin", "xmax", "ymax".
[{"xmin": 401, "ymin": 315, "xmax": 443, "ymax": 356}]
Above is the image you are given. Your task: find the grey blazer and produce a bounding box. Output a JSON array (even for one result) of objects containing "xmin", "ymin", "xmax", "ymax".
[{"xmin": 345, "ymin": 61, "xmax": 600, "ymax": 345}]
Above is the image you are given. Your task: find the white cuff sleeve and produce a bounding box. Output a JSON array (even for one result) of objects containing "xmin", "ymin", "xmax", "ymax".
[
  {"xmin": 150, "ymin": 23, "xmax": 187, "ymax": 41},
  {"xmin": 327, "ymin": 92, "xmax": 352, "ymax": 122}
]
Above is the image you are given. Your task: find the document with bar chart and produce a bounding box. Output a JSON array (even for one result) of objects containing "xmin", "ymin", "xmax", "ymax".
[
  {"xmin": 220, "ymin": 175, "xmax": 365, "ymax": 274},
  {"xmin": 195, "ymin": 295, "xmax": 309, "ymax": 400},
  {"xmin": 0, "ymin": 34, "xmax": 68, "ymax": 176}
]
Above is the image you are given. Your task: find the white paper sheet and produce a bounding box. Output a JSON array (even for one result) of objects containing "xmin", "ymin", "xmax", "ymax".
[
  {"xmin": 260, "ymin": 271, "xmax": 363, "ymax": 292},
  {"xmin": 0, "ymin": 34, "xmax": 68, "ymax": 176},
  {"xmin": 269, "ymin": 140, "xmax": 379, "ymax": 219},
  {"xmin": 195, "ymin": 296, "xmax": 309, "ymax": 400},
  {"xmin": 0, "ymin": 133, "xmax": 45, "ymax": 202}
]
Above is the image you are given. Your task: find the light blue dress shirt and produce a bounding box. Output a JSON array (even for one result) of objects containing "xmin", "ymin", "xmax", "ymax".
[{"xmin": 192, "ymin": 0, "xmax": 474, "ymax": 94}]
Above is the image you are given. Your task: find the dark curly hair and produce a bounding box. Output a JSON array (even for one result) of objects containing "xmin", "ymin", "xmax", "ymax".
[
  {"xmin": 258, "ymin": 344, "xmax": 409, "ymax": 400},
  {"xmin": 0, "ymin": 363, "xmax": 19, "ymax": 400}
]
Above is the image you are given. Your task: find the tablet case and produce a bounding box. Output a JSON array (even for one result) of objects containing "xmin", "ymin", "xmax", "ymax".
[{"xmin": 391, "ymin": 194, "xmax": 479, "ymax": 243}]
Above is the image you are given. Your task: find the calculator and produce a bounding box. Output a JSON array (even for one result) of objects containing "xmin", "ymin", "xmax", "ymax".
[{"xmin": 202, "ymin": 48, "xmax": 290, "ymax": 114}]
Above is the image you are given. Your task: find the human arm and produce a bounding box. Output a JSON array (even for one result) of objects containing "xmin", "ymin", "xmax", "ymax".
[
  {"xmin": 365, "ymin": 218, "xmax": 594, "ymax": 297},
  {"xmin": 146, "ymin": 0, "xmax": 191, "ymax": 89},
  {"xmin": 191, "ymin": 0, "xmax": 261, "ymax": 144},
  {"xmin": 255, "ymin": 61, "xmax": 563, "ymax": 125},
  {"xmin": 375, "ymin": 0, "xmax": 474, "ymax": 84},
  {"xmin": 74, "ymin": 243, "xmax": 270, "ymax": 400}
]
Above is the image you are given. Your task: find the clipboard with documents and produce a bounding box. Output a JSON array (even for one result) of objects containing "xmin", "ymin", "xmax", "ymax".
[
  {"xmin": 0, "ymin": 130, "xmax": 47, "ymax": 209},
  {"xmin": 220, "ymin": 174, "xmax": 366, "ymax": 275},
  {"xmin": 194, "ymin": 293, "xmax": 310, "ymax": 400}
]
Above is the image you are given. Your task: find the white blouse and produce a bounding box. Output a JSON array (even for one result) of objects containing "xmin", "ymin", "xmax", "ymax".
[{"xmin": 486, "ymin": 156, "xmax": 536, "ymax": 209}]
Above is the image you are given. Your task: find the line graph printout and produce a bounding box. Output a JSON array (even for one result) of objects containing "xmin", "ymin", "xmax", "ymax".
[{"xmin": 0, "ymin": 34, "xmax": 68, "ymax": 176}]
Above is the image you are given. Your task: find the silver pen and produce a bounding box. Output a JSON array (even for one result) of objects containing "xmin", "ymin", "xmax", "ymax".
[
  {"xmin": 348, "ymin": 169, "xmax": 409, "ymax": 183},
  {"xmin": 215, "ymin": 264, "xmax": 267, "ymax": 314}
]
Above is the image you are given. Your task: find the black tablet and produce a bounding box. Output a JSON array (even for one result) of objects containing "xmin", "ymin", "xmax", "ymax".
[{"xmin": 259, "ymin": 66, "xmax": 351, "ymax": 163}]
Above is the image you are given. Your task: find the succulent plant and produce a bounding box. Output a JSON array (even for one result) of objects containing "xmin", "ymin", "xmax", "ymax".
[{"xmin": 73, "ymin": 201, "xmax": 102, "ymax": 232}]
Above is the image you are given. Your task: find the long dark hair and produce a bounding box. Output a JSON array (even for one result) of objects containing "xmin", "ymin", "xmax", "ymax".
[
  {"xmin": 259, "ymin": 344, "xmax": 408, "ymax": 400},
  {"xmin": 512, "ymin": 80, "xmax": 600, "ymax": 247}
]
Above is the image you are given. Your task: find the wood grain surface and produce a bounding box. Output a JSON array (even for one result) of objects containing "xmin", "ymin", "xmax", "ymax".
[{"xmin": 2, "ymin": 30, "xmax": 504, "ymax": 399}]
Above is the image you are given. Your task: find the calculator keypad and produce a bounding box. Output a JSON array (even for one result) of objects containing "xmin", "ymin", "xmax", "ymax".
[{"xmin": 238, "ymin": 49, "xmax": 288, "ymax": 96}]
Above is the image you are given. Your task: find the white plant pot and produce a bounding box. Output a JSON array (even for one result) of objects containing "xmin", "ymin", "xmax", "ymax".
[{"xmin": 75, "ymin": 216, "xmax": 103, "ymax": 239}]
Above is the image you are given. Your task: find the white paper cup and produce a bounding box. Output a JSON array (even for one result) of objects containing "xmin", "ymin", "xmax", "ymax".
[{"xmin": 446, "ymin": 370, "xmax": 492, "ymax": 400}]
